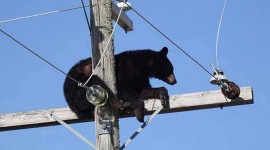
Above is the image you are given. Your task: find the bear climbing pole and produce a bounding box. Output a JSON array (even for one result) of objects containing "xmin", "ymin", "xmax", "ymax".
[{"xmin": 0, "ymin": 1, "xmax": 253, "ymax": 150}]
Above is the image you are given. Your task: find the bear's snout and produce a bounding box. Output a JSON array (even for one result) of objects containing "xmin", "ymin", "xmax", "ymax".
[{"xmin": 166, "ymin": 73, "xmax": 177, "ymax": 85}]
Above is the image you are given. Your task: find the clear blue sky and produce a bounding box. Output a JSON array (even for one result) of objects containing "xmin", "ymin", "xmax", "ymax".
[{"xmin": 0, "ymin": 0, "xmax": 269, "ymax": 150}]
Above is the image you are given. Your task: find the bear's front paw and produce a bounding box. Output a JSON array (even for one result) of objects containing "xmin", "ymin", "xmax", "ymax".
[
  {"xmin": 119, "ymin": 102, "xmax": 133, "ymax": 114},
  {"xmin": 132, "ymin": 101, "xmax": 145, "ymax": 123},
  {"xmin": 158, "ymin": 87, "xmax": 170, "ymax": 109}
]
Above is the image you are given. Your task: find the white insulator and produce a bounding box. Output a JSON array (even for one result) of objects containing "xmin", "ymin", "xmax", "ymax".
[
  {"xmin": 117, "ymin": 2, "xmax": 132, "ymax": 11},
  {"xmin": 210, "ymin": 70, "xmax": 228, "ymax": 85}
]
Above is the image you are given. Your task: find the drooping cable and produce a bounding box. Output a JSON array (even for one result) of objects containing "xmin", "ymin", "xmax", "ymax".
[{"xmin": 216, "ymin": 0, "xmax": 227, "ymax": 70}]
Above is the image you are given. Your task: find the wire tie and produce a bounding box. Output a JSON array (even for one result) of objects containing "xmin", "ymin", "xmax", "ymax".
[{"xmin": 78, "ymin": 82, "xmax": 84, "ymax": 87}]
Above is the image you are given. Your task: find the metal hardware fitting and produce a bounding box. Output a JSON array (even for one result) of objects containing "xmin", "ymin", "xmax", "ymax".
[{"xmin": 98, "ymin": 120, "xmax": 112, "ymax": 135}]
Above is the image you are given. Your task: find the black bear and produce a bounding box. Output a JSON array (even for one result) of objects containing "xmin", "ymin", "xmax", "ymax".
[{"xmin": 63, "ymin": 47, "xmax": 177, "ymax": 122}]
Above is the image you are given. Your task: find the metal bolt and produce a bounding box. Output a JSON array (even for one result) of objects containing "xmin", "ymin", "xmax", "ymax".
[{"xmin": 102, "ymin": 124, "xmax": 107, "ymax": 130}]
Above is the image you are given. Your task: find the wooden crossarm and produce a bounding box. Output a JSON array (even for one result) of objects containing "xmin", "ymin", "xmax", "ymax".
[{"xmin": 0, "ymin": 86, "xmax": 253, "ymax": 131}]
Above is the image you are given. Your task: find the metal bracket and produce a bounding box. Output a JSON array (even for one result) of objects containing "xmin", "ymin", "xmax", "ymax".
[
  {"xmin": 120, "ymin": 106, "xmax": 164, "ymax": 150},
  {"xmin": 98, "ymin": 120, "xmax": 112, "ymax": 135},
  {"xmin": 50, "ymin": 113, "xmax": 96, "ymax": 149}
]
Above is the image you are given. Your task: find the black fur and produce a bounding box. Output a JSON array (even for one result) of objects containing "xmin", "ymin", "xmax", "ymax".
[{"xmin": 63, "ymin": 47, "xmax": 177, "ymax": 122}]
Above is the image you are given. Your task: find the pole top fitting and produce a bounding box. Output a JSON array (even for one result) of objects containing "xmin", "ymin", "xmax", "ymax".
[
  {"xmin": 117, "ymin": 1, "xmax": 132, "ymax": 11},
  {"xmin": 210, "ymin": 70, "xmax": 241, "ymax": 99},
  {"xmin": 210, "ymin": 70, "xmax": 228, "ymax": 85}
]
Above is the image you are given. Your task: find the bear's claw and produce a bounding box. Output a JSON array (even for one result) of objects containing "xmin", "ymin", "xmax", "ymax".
[{"xmin": 159, "ymin": 87, "xmax": 170, "ymax": 109}]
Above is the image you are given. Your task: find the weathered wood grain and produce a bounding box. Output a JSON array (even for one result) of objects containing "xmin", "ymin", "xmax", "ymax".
[
  {"xmin": 90, "ymin": 0, "xmax": 119, "ymax": 149},
  {"xmin": 0, "ymin": 87, "xmax": 253, "ymax": 132}
]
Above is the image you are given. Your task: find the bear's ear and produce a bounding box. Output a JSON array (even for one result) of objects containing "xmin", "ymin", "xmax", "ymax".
[{"xmin": 160, "ymin": 47, "xmax": 168, "ymax": 56}]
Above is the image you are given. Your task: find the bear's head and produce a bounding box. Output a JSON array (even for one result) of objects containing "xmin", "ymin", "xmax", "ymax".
[{"xmin": 151, "ymin": 47, "xmax": 177, "ymax": 85}]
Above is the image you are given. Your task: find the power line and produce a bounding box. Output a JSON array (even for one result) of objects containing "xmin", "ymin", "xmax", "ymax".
[
  {"xmin": 0, "ymin": 29, "xmax": 80, "ymax": 85},
  {"xmin": 124, "ymin": 2, "xmax": 215, "ymax": 78},
  {"xmin": 1, "ymin": 2, "xmax": 217, "ymax": 86},
  {"xmin": 216, "ymin": 0, "xmax": 227, "ymax": 70},
  {"xmin": 0, "ymin": 3, "xmax": 125, "ymax": 89},
  {"xmin": 0, "ymin": 5, "xmax": 90, "ymax": 24},
  {"xmin": 80, "ymin": 0, "xmax": 91, "ymax": 33}
]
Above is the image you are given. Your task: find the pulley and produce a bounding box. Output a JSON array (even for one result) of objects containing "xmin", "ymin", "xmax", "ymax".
[
  {"xmin": 220, "ymin": 80, "xmax": 240, "ymax": 99},
  {"xmin": 210, "ymin": 70, "xmax": 240, "ymax": 99}
]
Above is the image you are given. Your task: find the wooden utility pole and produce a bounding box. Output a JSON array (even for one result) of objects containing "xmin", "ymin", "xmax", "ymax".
[{"xmin": 90, "ymin": 0, "xmax": 119, "ymax": 149}]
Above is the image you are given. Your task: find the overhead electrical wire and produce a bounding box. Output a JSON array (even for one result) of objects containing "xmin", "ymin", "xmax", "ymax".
[
  {"xmin": 1, "ymin": 2, "xmax": 234, "ymax": 148},
  {"xmin": 80, "ymin": 0, "xmax": 91, "ymax": 33},
  {"xmin": 0, "ymin": 3, "xmax": 125, "ymax": 89},
  {"xmin": 0, "ymin": 29, "xmax": 80, "ymax": 85},
  {"xmin": 215, "ymin": 0, "xmax": 227, "ymax": 70},
  {"xmin": 123, "ymin": 2, "xmax": 216, "ymax": 79},
  {"xmin": 0, "ymin": 5, "xmax": 90, "ymax": 24},
  {"xmin": 0, "ymin": 1, "xmax": 226, "ymax": 87}
]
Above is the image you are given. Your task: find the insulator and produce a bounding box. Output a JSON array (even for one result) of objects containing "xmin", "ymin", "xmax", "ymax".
[
  {"xmin": 210, "ymin": 70, "xmax": 228, "ymax": 85},
  {"xmin": 210, "ymin": 69, "xmax": 241, "ymax": 99},
  {"xmin": 117, "ymin": 1, "xmax": 132, "ymax": 11},
  {"xmin": 221, "ymin": 80, "xmax": 241, "ymax": 99},
  {"xmin": 85, "ymin": 85, "xmax": 108, "ymax": 107}
]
